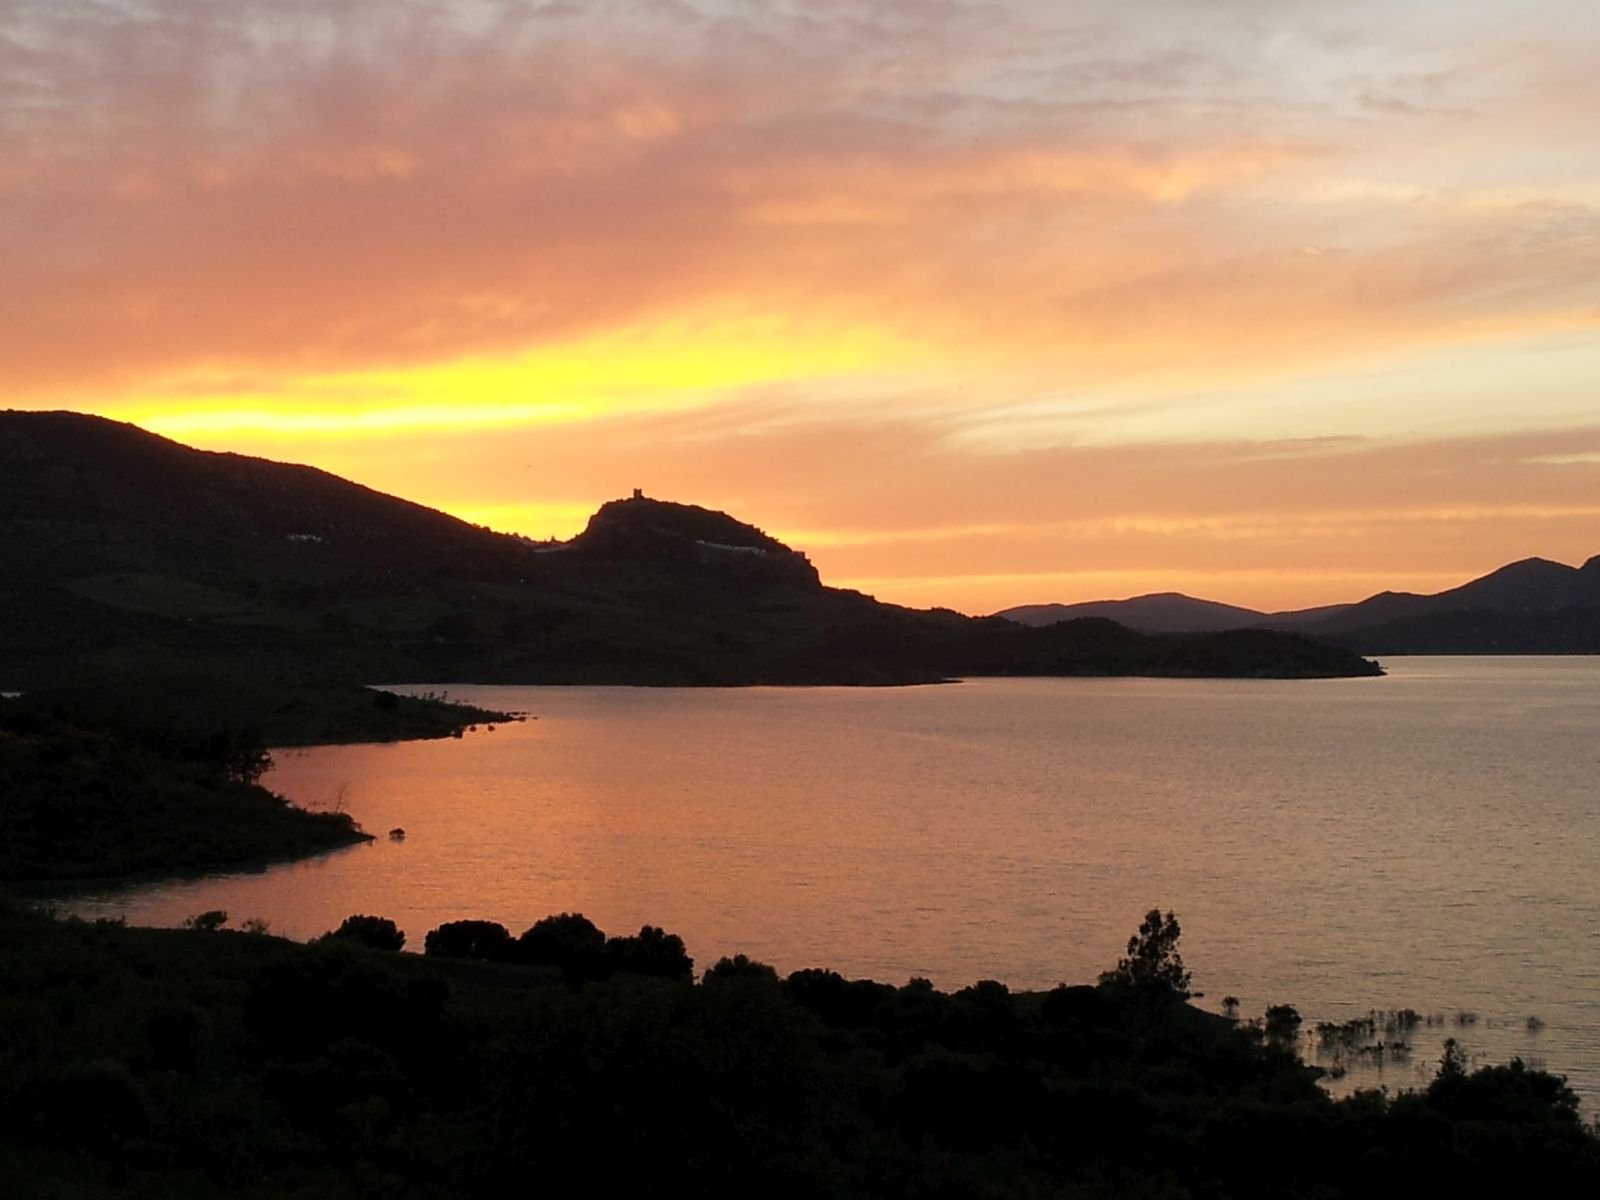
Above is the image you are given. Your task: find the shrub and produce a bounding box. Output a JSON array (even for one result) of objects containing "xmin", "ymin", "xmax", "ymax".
[
  {"xmin": 1264, "ymin": 1004, "xmax": 1303, "ymax": 1043},
  {"xmin": 36, "ymin": 1061, "xmax": 150, "ymax": 1151},
  {"xmin": 604, "ymin": 925, "xmax": 693, "ymax": 980},
  {"xmin": 325, "ymin": 914, "xmax": 406, "ymax": 952},
  {"xmin": 703, "ymin": 954, "xmax": 780, "ymax": 986},
  {"xmin": 517, "ymin": 912, "xmax": 605, "ymax": 971},
  {"xmin": 423, "ymin": 919, "xmax": 514, "ymax": 961}
]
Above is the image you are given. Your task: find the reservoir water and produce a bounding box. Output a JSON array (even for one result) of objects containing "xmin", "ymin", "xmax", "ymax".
[{"xmin": 65, "ymin": 657, "xmax": 1600, "ymax": 1101}]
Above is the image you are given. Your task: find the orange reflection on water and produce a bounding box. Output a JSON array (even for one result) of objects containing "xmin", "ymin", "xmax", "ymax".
[{"xmin": 62, "ymin": 665, "xmax": 1600, "ymax": 1104}]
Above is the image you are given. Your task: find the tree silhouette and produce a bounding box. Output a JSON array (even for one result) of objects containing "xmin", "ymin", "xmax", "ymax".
[
  {"xmin": 703, "ymin": 954, "xmax": 779, "ymax": 986},
  {"xmin": 1264, "ymin": 1003, "xmax": 1302, "ymax": 1045},
  {"xmin": 325, "ymin": 914, "xmax": 406, "ymax": 952},
  {"xmin": 1437, "ymin": 1036, "xmax": 1469, "ymax": 1082},
  {"xmin": 604, "ymin": 924, "xmax": 693, "ymax": 980},
  {"xmin": 518, "ymin": 912, "xmax": 605, "ymax": 974},
  {"xmin": 1098, "ymin": 909, "xmax": 1194, "ymax": 999},
  {"xmin": 423, "ymin": 919, "xmax": 514, "ymax": 961}
]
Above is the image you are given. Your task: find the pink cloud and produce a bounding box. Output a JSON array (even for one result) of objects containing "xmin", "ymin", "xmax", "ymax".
[{"xmin": 3, "ymin": 0, "xmax": 1596, "ymax": 400}]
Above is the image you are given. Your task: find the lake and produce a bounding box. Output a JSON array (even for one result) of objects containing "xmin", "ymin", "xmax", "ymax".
[{"xmin": 64, "ymin": 657, "xmax": 1600, "ymax": 1101}]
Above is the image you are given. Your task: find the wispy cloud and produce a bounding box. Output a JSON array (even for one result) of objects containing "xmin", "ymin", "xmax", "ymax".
[
  {"xmin": 5, "ymin": 0, "xmax": 1598, "ymax": 610},
  {"xmin": 5, "ymin": 0, "xmax": 1596, "ymax": 401}
]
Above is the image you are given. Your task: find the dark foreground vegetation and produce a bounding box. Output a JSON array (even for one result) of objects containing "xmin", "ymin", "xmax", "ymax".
[
  {"xmin": 0, "ymin": 901, "xmax": 1593, "ymax": 1199},
  {"xmin": 0, "ymin": 710, "xmax": 361, "ymax": 883},
  {"xmin": 0, "ymin": 678, "xmax": 508, "ymax": 882},
  {"xmin": 10, "ymin": 670, "xmax": 515, "ymax": 751}
]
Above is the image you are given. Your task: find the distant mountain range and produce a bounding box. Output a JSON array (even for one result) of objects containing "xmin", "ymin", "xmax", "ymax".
[
  {"xmin": 0, "ymin": 411, "xmax": 1378, "ymax": 686},
  {"xmin": 996, "ymin": 555, "xmax": 1600, "ymax": 654}
]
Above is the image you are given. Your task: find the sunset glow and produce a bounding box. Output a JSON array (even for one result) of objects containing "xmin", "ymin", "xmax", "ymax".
[{"xmin": 7, "ymin": 0, "xmax": 1599, "ymax": 611}]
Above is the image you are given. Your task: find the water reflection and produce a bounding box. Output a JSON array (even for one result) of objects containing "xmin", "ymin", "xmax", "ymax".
[{"xmin": 63, "ymin": 658, "xmax": 1600, "ymax": 1104}]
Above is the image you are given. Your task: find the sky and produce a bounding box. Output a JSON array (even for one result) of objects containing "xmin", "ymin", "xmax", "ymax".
[{"xmin": 5, "ymin": 0, "xmax": 1599, "ymax": 613}]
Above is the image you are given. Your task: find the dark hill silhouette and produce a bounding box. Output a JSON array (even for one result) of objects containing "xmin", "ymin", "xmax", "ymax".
[
  {"xmin": 997, "ymin": 555, "xmax": 1600, "ymax": 653},
  {"xmin": 0, "ymin": 411, "xmax": 1378, "ymax": 685},
  {"xmin": 0, "ymin": 409, "xmax": 517, "ymax": 581},
  {"xmin": 1302, "ymin": 557, "xmax": 1600, "ymax": 635},
  {"xmin": 999, "ymin": 593, "xmax": 1273, "ymax": 634}
]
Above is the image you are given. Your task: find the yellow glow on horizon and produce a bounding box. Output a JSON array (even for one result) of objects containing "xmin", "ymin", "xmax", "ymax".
[
  {"xmin": 833, "ymin": 567, "xmax": 1476, "ymax": 616},
  {"xmin": 126, "ymin": 311, "xmax": 922, "ymax": 441},
  {"xmin": 785, "ymin": 503, "xmax": 1600, "ymax": 553},
  {"xmin": 444, "ymin": 501, "xmax": 598, "ymax": 539}
]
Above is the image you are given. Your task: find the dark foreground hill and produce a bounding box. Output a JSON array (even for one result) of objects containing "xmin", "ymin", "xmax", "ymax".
[
  {"xmin": 998, "ymin": 556, "xmax": 1600, "ymax": 653},
  {"xmin": 0, "ymin": 412, "xmax": 1378, "ymax": 685}
]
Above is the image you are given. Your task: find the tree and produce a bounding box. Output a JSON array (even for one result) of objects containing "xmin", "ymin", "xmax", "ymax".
[
  {"xmin": 325, "ymin": 914, "xmax": 406, "ymax": 952},
  {"xmin": 703, "ymin": 954, "xmax": 779, "ymax": 986},
  {"xmin": 423, "ymin": 919, "xmax": 514, "ymax": 961},
  {"xmin": 1264, "ymin": 1004, "xmax": 1302, "ymax": 1044},
  {"xmin": 517, "ymin": 912, "xmax": 605, "ymax": 973},
  {"xmin": 604, "ymin": 924, "xmax": 694, "ymax": 980},
  {"xmin": 1437, "ymin": 1036, "xmax": 1468, "ymax": 1082},
  {"xmin": 1098, "ymin": 909, "xmax": 1194, "ymax": 999}
]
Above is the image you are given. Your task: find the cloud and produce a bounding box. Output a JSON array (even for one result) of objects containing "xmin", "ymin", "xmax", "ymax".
[
  {"xmin": 6, "ymin": 1, "xmax": 1599, "ymax": 615},
  {"xmin": 3, "ymin": 0, "xmax": 1597, "ymax": 408}
]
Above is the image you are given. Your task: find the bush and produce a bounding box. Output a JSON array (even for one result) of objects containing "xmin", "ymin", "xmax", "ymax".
[
  {"xmin": 1428, "ymin": 1055, "xmax": 1582, "ymax": 1124},
  {"xmin": 604, "ymin": 925, "xmax": 693, "ymax": 980},
  {"xmin": 245, "ymin": 950, "xmax": 450, "ymax": 1057},
  {"xmin": 517, "ymin": 912, "xmax": 605, "ymax": 972},
  {"xmin": 785, "ymin": 968, "xmax": 890, "ymax": 1027},
  {"xmin": 423, "ymin": 919, "xmax": 515, "ymax": 961},
  {"xmin": 36, "ymin": 1061, "xmax": 150, "ymax": 1151},
  {"xmin": 325, "ymin": 914, "xmax": 406, "ymax": 952},
  {"xmin": 1264, "ymin": 1004, "xmax": 1303, "ymax": 1044},
  {"xmin": 703, "ymin": 954, "xmax": 780, "ymax": 986}
]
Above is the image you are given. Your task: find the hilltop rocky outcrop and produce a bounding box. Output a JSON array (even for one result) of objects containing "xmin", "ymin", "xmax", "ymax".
[{"xmin": 568, "ymin": 492, "xmax": 821, "ymax": 591}]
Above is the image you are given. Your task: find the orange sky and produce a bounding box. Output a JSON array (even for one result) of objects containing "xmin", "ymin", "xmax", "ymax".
[{"xmin": 6, "ymin": 0, "xmax": 1599, "ymax": 612}]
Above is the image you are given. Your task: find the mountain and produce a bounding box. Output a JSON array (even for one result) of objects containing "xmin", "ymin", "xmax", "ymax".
[
  {"xmin": 995, "ymin": 556, "xmax": 1600, "ymax": 654},
  {"xmin": 1284, "ymin": 554, "xmax": 1600, "ymax": 653},
  {"xmin": 1294, "ymin": 557, "xmax": 1600, "ymax": 634},
  {"xmin": 998, "ymin": 593, "xmax": 1273, "ymax": 634},
  {"xmin": 0, "ymin": 411, "xmax": 1380, "ymax": 685}
]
